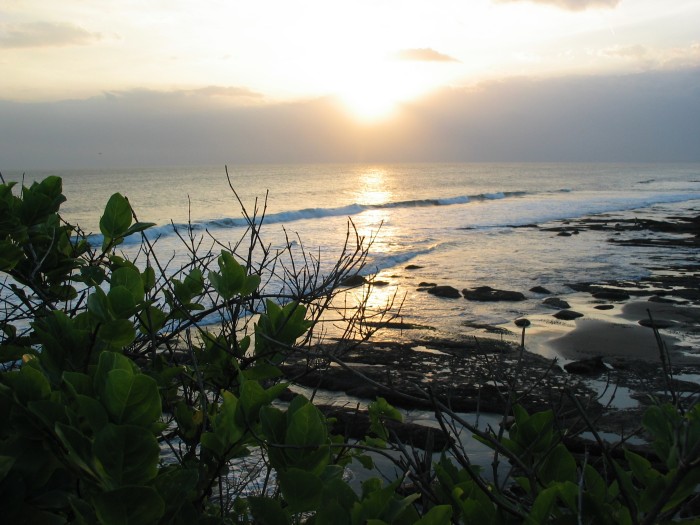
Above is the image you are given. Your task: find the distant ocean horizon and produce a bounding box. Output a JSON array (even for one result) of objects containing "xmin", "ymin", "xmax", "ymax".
[{"xmin": 6, "ymin": 162, "xmax": 700, "ymax": 337}]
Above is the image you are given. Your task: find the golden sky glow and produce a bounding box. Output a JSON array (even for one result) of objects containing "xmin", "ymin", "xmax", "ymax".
[
  {"xmin": 2, "ymin": 0, "xmax": 699, "ymax": 120},
  {"xmin": 2, "ymin": 0, "xmax": 700, "ymax": 169}
]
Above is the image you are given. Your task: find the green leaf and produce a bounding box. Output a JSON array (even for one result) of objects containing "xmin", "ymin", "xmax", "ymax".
[
  {"xmin": 122, "ymin": 221, "xmax": 155, "ymax": 238},
  {"xmin": 243, "ymin": 273, "xmax": 261, "ymax": 296},
  {"xmin": 247, "ymin": 496, "xmax": 290, "ymax": 525},
  {"xmin": 352, "ymin": 480, "xmax": 418, "ymax": 524},
  {"xmin": 153, "ymin": 467, "xmax": 199, "ymax": 520},
  {"xmin": 12, "ymin": 363, "xmax": 51, "ymax": 403},
  {"xmin": 208, "ymin": 251, "xmax": 246, "ymax": 299},
  {"xmin": 200, "ymin": 432, "xmax": 225, "ymax": 457},
  {"xmin": 92, "ymin": 485, "xmax": 164, "ymax": 525},
  {"xmin": 539, "ymin": 443, "xmax": 577, "ymax": 485},
  {"xmin": 112, "ymin": 266, "xmax": 145, "ymax": 302},
  {"xmin": 94, "ymin": 351, "xmax": 135, "ymax": 392},
  {"xmin": 141, "ymin": 266, "xmax": 156, "ymax": 291},
  {"xmin": 100, "ymin": 193, "xmax": 132, "ymax": 240},
  {"xmin": 138, "ymin": 305, "xmax": 167, "ymax": 335},
  {"xmin": 526, "ymin": 486, "xmax": 558, "ymax": 525},
  {"xmin": 54, "ymin": 422, "xmax": 97, "ymax": 477},
  {"xmin": 76, "ymin": 394, "xmax": 109, "ymax": 434},
  {"xmin": 101, "ymin": 368, "xmax": 162, "ymax": 426},
  {"xmin": 415, "ymin": 505, "xmax": 453, "ymax": 525},
  {"xmin": 0, "ymin": 240, "xmax": 24, "ymax": 271},
  {"xmin": 583, "ymin": 464, "xmax": 607, "ymax": 502},
  {"xmin": 99, "ymin": 194, "xmax": 133, "ymax": 250},
  {"xmin": 108, "ymin": 286, "xmax": 136, "ymax": 319},
  {"xmin": 97, "ymin": 319, "xmax": 136, "ymax": 349},
  {"xmin": 80, "ymin": 265, "xmax": 106, "ymax": 286},
  {"xmin": 183, "ymin": 268, "xmax": 204, "ymax": 296},
  {"xmin": 93, "ymin": 423, "xmax": 160, "ymax": 486},
  {"xmin": 278, "ymin": 469, "xmax": 323, "ymax": 513},
  {"xmin": 211, "ymin": 390, "xmax": 244, "ymax": 451},
  {"xmin": 260, "ymin": 405, "xmax": 286, "ymax": 444},
  {"xmin": 87, "ymin": 287, "xmax": 112, "ymax": 322},
  {"xmin": 369, "ymin": 397, "xmax": 402, "ymax": 440},
  {"xmin": 286, "ymin": 400, "xmax": 328, "ymax": 449}
]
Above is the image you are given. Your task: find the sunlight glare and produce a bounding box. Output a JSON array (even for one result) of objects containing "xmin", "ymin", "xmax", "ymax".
[
  {"xmin": 357, "ymin": 168, "xmax": 392, "ymax": 206},
  {"xmin": 335, "ymin": 60, "xmax": 445, "ymax": 122}
]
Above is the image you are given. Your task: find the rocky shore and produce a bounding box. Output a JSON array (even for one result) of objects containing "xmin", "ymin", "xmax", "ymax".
[{"xmin": 287, "ymin": 205, "xmax": 700, "ymax": 450}]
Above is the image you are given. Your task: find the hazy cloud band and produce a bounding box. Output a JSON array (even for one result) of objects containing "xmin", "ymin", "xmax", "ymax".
[{"xmin": 0, "ymin": 22, "xmax": 101, "ymax": 48}]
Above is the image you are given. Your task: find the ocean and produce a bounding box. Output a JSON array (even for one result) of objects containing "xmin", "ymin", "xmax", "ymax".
[{"xmin": 6, "ymin": 162, "xmax": 700, "ymax": 340}]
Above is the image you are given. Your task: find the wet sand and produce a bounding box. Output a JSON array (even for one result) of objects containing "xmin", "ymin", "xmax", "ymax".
[{"xmin": 544, "ymin": 299, "xmax": 700, "ymax": 364}]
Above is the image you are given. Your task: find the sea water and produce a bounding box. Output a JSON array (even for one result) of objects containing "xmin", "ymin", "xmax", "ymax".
[{"xmin": 6, "ymin": 162, "xmax": 700, "ymax": 338}]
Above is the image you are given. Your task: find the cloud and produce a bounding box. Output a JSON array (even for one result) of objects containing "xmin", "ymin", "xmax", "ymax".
[
  {"xmin": 186, "ymin": 86, "xmax": 264, "ymax": 100},
  {"xmin": 1, "ymin": 69, "xmax": 699, "ymax": 170},
  {"xmin": 393, "ymin": 48, "xmax": 460, "ymax": 63},
  {"xmin": 594, "ymin": 42, "xmax": 700, "ymax": 71},
  {"xmin": 598, "ymin": 45, "xmax": 648, "ymax": 60},
  {"xmin": 97, "ymin": 86, "xmax": 266, "ymax": 109},
  {"xmin": 493, "ymin": 0, "xmax": 621, "ymax": 11},
  {"xmin": 0, "ymin": 21, "xmax": 101, "ymax": 48}
]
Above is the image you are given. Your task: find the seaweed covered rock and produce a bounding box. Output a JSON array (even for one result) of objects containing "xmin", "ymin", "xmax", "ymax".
[
  {"xmin": 427, "ymin": 285, "xmax": 461, "ymax": 298},
  {"xmin": 462, "ymin": 286, "xmax": 526, "ymax": 302}
]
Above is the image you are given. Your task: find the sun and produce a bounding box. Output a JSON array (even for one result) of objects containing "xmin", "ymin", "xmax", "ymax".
[
  {"xmin": 333, "ymin": 60, "xmax": 440, "ymax": 123},
  {"xmin": 338, "ymin": 86, "xmax": 403, "ymax": 122}
]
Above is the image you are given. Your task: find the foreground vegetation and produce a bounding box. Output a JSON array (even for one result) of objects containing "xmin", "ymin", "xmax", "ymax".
[{"xmin": 0, "ymin": 175, "xmax": 698, "ymax": 524}]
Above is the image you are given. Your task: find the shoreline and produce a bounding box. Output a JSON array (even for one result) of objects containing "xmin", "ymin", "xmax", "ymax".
[
  {"xmin": 295, "ymin": 202, "xmax": 700, "ymax": 441},
  {"xmin": 525, "ymin": 205, "xmax": 700, "ymax": 368},
  {"xmin": 407, "ymin": 201, "xmax": 700, "ymax": 368}
]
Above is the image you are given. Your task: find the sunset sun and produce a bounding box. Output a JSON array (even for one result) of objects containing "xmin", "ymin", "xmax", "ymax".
[{"xmin": 333, "ymin": 60, "xmax": 448, "ymax": 122}]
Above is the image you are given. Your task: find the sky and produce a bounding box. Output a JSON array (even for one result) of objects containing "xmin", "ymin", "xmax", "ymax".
[{"xmin": 1, "ymin": 0, "xmax": 700, "ymax": 169}]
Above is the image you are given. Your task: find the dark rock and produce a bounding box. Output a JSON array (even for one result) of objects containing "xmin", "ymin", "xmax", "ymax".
[
  {"xmin": 462, "ymin": 321, "xmax": 513, "ymax": 335},
  {"xmin": 542, "ymin": 297, "xmax": 571, "ymax": 310},
  {"xmin": 638, "ymin": 319, "xmax": 675, "ymax": 329},
  {"xmin": 592, "ymin": 290, "xmax": 630, "ymax": 301},
  {"xmin": 553, "ymin": 310, "xmax": 584, "ymax": 320},
  {"xmin": 363, "ymin": 321, "xmax": 435, "ymax": 330},
  {"xmin": 530, "ymin": 286, "xmax": 552, "ymax": 294},
  {"xmin": 514, "ymin": 318, "xmax": 531, "ymax": 328},
  {"xmin": 564, "ymin": 356, "xmax": 606, "ymax": 375},
  {"xmin": 567, "ymin": 283, "xmax": 593, "ymax": 292},
  {"xmin": 405, "ymin": 264, "xmax": 423, "ymax": 270},
  {"xmin": 418, "ymin": 282, "xmax": 437, "ymax": 287},
  {"xmin": 281, "ymin": 339, "xmax": 600, "ymax": 416},
  {"xmin": 558, "ymin": 231, "xmax": 572, "ymax": 237},
  {"xmin": 670, "ymin": 288, "xmax": 700, "ymax": 301},
  {"xmin": 427, "ymin": 285, "xmax": 461, "ymax": 299},
  {"xmin": 594, "ymin": 304, "xmax": 615, "ymax": 310},
  {"xmin": 324, "ymin": 406, "xmax": 452, "ymax": 449},
  {"xmin": 372, "ymin": 280, "xmax": 390, "ymax": 287},
  {"xmin": 340, "ymin": 274, "xmax": 366, "ymax": 287},
  {"xmin": 462, "ymin": 286, "xmax": 526, "ymax": 302},
  {"xmin": 648, "ymin": 295, "xmax": 678, "ymax": 304}
]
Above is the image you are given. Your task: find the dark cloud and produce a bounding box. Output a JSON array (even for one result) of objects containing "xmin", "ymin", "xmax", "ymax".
[
  {"xmin": 185, "ymin": 86, "xmax": 265, "ymax": 99},
  {"xmin": 493, "ymin": 0, "xmax": 621, "ymax": 11},
  {"xmin": 1, "ymin": 68, "xmax": 699, "ymax": 170},
  {"xmin": 0, "ymin": 22, "xmax": 101, "ymax": 48},
  {"xmin": 102, "ymin": 86, "xmax": 265, "ymax": 105},
  {"xmin": 394, "ymin": 48, "xmax": 460, "ymax": 63}
]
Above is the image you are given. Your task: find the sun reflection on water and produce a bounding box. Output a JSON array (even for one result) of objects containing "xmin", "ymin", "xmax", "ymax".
[
  {"xmin": 356, "ymin": 168, "xmax": 392, "ymax": 206},
  {"xmin": 352, "ymin": 168, "xmax": 395, "ymax": 255}
]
